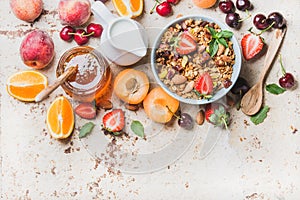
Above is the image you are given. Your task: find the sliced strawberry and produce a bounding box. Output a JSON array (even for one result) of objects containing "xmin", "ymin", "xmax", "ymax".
[
  {"xmin": 205, "ymin": 103, "xmax": 230, "ymax": 128},
  {"xmin": 194, "ymin": 73, "xmax": 213, "ymax": 95},
  {"xmin": 102, "ymin": 109, "xmax": 125, "ymax": 132},
  {"xmin": 176, "ymin": 32, "xmax": 197, "ymax": 55},
  {"xmin": 241, "ymin": 33, "xmax": 264, "ymax": 60},
  {"xmin": 75, "ymin": 102, "xmax": 96, "ymax": 119}
]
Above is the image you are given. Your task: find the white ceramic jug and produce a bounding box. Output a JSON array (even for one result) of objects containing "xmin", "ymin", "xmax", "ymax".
[{"xmin": 91, "ymin": 1, "xmax": 148, "ymax": 66}]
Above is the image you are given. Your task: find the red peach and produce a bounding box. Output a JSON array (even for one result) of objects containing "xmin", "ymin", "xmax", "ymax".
[
  {"xmin": 20, "ymin": 30, "xmax": 55, "ymax": 69},
  {"xmin": 10, "ymin": 0, "xmax": 43, "ymax": 22},
  {"xmin": 58, "ymin": 0, "xmax": 91, "ymax": 27}
]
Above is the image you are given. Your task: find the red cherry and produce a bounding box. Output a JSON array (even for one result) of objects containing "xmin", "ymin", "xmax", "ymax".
[
  {"xmin": 279, "ymin": 73, "xmax": 295, "ymax": 89},
  {"xmin": 167, "ymin": 0, "xmax": 180, "ymax": 5},
  {"xmin": 74, "ymin": 29, "xmax": 90, "ymax": 45},
  {"xmin": 156, "ymin": 2, "xmax": 172, "ymax": 17},
  {"xmin": 87, "ymin": 23, "xmax": 103, "ymax": 38},
  {"xmin": 60, "ymin": 26, "xmax": 75, "ymax": 41}
]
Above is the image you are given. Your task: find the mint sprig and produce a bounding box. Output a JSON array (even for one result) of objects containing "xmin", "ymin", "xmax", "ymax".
[
  {"xmin": 266, "ymin": 84, "xmax": 286, "ymax": 95},
  {"xmin": 131, "ymin": 120, "xmax": 145, "ymax": 138},
  {"xmin": 207, "ymin": 27, "xmax": 233, "ymax": 57},
  {"xmin": 79, "ymin": 122, "xmax": 95, "ymax": 138}
]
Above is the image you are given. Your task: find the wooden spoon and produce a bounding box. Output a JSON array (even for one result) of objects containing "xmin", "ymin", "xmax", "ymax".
[
  {"xmin": 241, "ymin": 28, "xmax": 287, "ymax": 115},
  {"xmin": 35, "ymin": 65, "xmax": 78, "ymax": 102}
]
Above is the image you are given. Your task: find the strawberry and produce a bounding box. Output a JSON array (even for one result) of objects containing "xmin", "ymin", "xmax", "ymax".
[
  {"xmin": 175, "ymin": 32, "xmax": 197, "ymax": 55},
  {"xmin": 241, "ymin": 33, "xmax": 264, "ymax": 60},
  {"xmin": 194, "ymin": 73, "xmax": 213, "ymax": 95},
  {"xmin": 102, "ymin": 109, "xmax": 125, "ymax": 133},
  {"xmin": 205, "ymin": 103, "xmax": 230, "ymax": 128},
  {"xmin": 75, "ymin": 102, "xmax": 96, "ymax": 119}
]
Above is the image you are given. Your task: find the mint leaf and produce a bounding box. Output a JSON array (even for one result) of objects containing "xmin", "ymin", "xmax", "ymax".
[
  {"xmin": 217, "ymin": 38, "xmax": 228, "ymax": 48},
  {"xmin": 250, "ymin": 106, "xmax": 270, "ymax": 125},
  {"xmin": 266, "ymin": 84, "xmax": 286, "ymax": 95},
  {"xmin": 79, "ymin": 122, "xmax": 95, "ymax": 138},
  {"xmin": 219, "ymin": 30, "xmax": 233, "ymax": 38},
  {"xmin": 131, "ymin": 120, "xmax": 145, "ymax": 138},
  {"xmin": 209, "ymin": 39, "xmax": 218, "ymax": 57},
  {"xmin": 207, "ymin": 27, "xmax": 217, "ymax": 37}
]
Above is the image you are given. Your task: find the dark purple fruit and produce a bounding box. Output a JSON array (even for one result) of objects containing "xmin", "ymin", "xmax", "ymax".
[
  {"xmin": 60, "ymin": 26, "xmax": 75, "ymax": 41},
  {"xmin": 253, "ymin": 14, "xmax": 271, "ymax": 30},
  {"xmin": 178, "ymin": 113, "xmax": 194, "ymax": 130},
  {"xmin": 268, "ymin": 12, "xmax": 286, "ymax": 29},
  {"xmin": 225, "ymin": 12, "xmax": 241, "ymax": 28},
  {"xmin": 279, "ymin": 73, "xmax": 295, "ymax": 89},
  {"xmin": 219, "ymin": 0, "xmax": 235, "ymax": 14},
  {"xmin": 231, "ymin": 77, "xmax": 250, "ymax": 95},
  {"xmin": 236, "ymin": 0, "xmax": 253, "ymax": 11}
]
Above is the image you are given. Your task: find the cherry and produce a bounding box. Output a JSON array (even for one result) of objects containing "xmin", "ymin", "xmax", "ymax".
[
  {"xmin": 219, "ymin": 0, "xmax": 235, "ymax": 14},
  {"xmin": 156, "ymin": 2, "xmax": 172, "ymax": 16},
  {"xmin": 268, "ymin": 12, "xmax": 286, "ymax": 29},
  {"xmin": 167, "ymin": 0, "xmax": 180, "ymax": 5},
  {"xmin": 253, "ymin": 14, "xmax": 271, "ymax": 30},
  {"xmin": 225, "ymin": 12, "xmax": 241, "ymax": 28},
  {"xmin": 60, "ymin": 26, "xmax": 75, "ymax": 41},
  {"xmin": 278, "ymin": 55, "xmax": 295, "ymax": 89},
  {"xmin": 178, "ymin": 113, "xmax": 194, "ymax": 130},
  {"xmin": 87, "ymin": 23, "xmax": 103, "ymax": 38},
  {"xmin": 74, "ymin": 29, "xmax": 90, "ymax": 45},
  {"xmin": 236, "ymin": 0, "xmax": 253, "ymax": 11}
]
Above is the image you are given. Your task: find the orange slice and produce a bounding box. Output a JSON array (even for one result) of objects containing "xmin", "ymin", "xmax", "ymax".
[
  {"xmin": 6, "ymin": 70, "xmax": 48, "ymax": 102},
  {"xmin": 47, "ymin": 96, "xmax": 74, "ymax": 139},
  {"xmin": 112, "ymin": 0, "xmax": 143, "ymax": 18}
]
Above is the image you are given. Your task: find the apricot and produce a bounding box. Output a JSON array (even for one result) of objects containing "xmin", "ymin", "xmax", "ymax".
[
  {"xmin": 20, "ymin": 30, "xmax": 54, "ymax": 69},
  {"xmin": 143, "ymin": 87, "xmax": 179, "ymax": 123},
  {"xmin": 114, "ymin": 69, "xmax": 149, "ymax": 104},
  {"xmin": 58, "ymin": 0, "xmax": 91, "ymax": 27},
  {"xmin": 193, "ymin": 0, "xmax": 217, "ymax": 8},
  {"xmin": 10, "ymin": 0, "xmax": 43, "ymax": 22}
]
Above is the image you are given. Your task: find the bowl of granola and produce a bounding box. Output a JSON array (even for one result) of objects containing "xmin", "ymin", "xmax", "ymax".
[{"xmin": 151, "ymin": 15, "xmax": 242, "ymax": 104}]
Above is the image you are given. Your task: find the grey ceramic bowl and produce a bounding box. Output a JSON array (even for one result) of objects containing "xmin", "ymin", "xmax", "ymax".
[{"xmin": 151, "ymin": 15, "xmax": 242, "ymax": 105}]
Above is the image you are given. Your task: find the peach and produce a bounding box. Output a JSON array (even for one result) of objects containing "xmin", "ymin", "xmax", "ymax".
[
  {"xmin": 10, "ymin": 0, "xmax": 43, "ymax": 22},
  {"xmin": 114, "ymin": 69, "xmax": 149, "ymax": 104},
  {"xmin": 143, "ymin": 87, "xmax": 179, "ymax": 123},
  {"xmin": 58, "ymin": 0, "xmax": 91, "ymax": 27},
  {"xmin": 20, "ymin": 30, "xmax": 54, "ymax": 69}
]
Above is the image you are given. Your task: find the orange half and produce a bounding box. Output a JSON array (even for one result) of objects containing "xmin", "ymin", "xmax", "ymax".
[
  {"xmin": 47, "ymin": 96, "xmax": 74, "ymax": 139},
  {"xmin": 112, "ymin": 0, "xmax": 143, "ymax": 18},
  {"xmin": 6, "ymin": 70, "xmax": 48, "ymax": 102}
]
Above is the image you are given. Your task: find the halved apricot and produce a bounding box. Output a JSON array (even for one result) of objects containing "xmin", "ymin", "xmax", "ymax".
[
  {"xmin": 114, "ymin": 69, "xmax": 149, "ymax": 104},
  {"xmin": 143, "ymin": 87, "xmax": 179, "ymax": 123}
]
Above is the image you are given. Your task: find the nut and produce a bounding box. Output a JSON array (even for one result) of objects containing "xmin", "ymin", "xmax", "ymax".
[
  {"xmin": 217, "ymin": 44, "xmax": 225, "ymax": 56},
  {"xmin": 196, "ymin": 110, "xmax": 205, "ymax": 125},
  {"xmin": 96, "ymin": 100, "xmax": 113, "ymax": 110},
  {"xmin": 171, "ymin": 74, "xmax": 187, "ymax": 85},
  {"xmin": 125, "ymin": 103, "xmax": 139, "ymax": 111},
  {"xmin": 183, "ymin": 81, "xmax": 194, "ymax": 94}
]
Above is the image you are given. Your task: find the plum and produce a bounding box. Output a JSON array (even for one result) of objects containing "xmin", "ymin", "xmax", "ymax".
[
  {"xmin": 58, "ymin": 0, "xmax": 91, "ymax": 27},
  {"xmin": 20, "ymin": 30, "xmax": 54, "ymax": 69},
  {"xmin": 10, "ymin": 0, "xmax": 43, "ymax": 22}
]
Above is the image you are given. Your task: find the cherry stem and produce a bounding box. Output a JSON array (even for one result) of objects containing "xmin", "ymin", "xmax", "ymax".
[
  {"xmin": 259, "ymin": 21, "xmax": 275, "ymax": 35},
  {"xmin": 150, "ymin": 0, "xmax": 159, "ymax": 14},
  {"xmin": 279, "ymin": 54, "xmax": 286, "ymax": 76},
  {"xmin": 68, "ymin": 32, "xmax": 94, "ymax": 37},
  {"xmin": 166, "ymin": 105, "xmax": 181, "ymax": 119},
  {"xmin": 238, "ymin": 10, "xmax": 252, "ymax": 22}
]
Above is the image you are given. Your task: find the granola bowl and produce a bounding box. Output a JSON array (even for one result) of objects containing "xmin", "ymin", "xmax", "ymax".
[{"xmin": 151, "ymin": 15, "xmax": 241, "ymax": 104}]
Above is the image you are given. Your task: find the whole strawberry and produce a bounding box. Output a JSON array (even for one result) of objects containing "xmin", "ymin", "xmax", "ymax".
[{"xmin": 205, "ymin": 103, "xmax": 230, "ymax": 128}]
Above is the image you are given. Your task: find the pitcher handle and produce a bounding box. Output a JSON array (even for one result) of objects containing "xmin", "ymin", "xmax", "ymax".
[{"xmin": 91, "ymin": 1, "xmax": 116, "ymax": 25}]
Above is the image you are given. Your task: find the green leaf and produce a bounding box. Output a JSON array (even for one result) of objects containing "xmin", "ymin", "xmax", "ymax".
[
  {"xmin": 79, "ymin": 122, "xmax": 95, "ymax": 138},
  {"xmin": 207, "ymin": 27, "xmax": 217, "ymax": 37},
  {"xmin": 220, "ymin": 30, "xmax": 233, "ymax": 38},
  {"xmin": 131, "ymin": 120, "xmax": 145, "ymax": 138},
  {"xmin": 217, "ymin": 38, "xmax": 228, "ymax": 48},
  {"xmin": 209, "ymin": 39, "xmax": 219, "ymax": 57},
  {"xmin": 266, "ymin": 84, "xmax": 286, "ymax": 95},
  {"xmin": 250, "ymin": 106, "xmax": 270, "ymax": 125}
]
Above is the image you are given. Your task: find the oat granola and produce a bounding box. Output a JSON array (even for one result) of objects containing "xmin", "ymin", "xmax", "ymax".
[{"xmin": 154, "ymin": 18, "xmax": 236, "ymax": 100}]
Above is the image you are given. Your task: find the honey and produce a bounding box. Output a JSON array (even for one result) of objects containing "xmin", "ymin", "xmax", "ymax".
[{"xmin": 57, "ymin": 46, "xmax": 112, "ymax": 102}]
